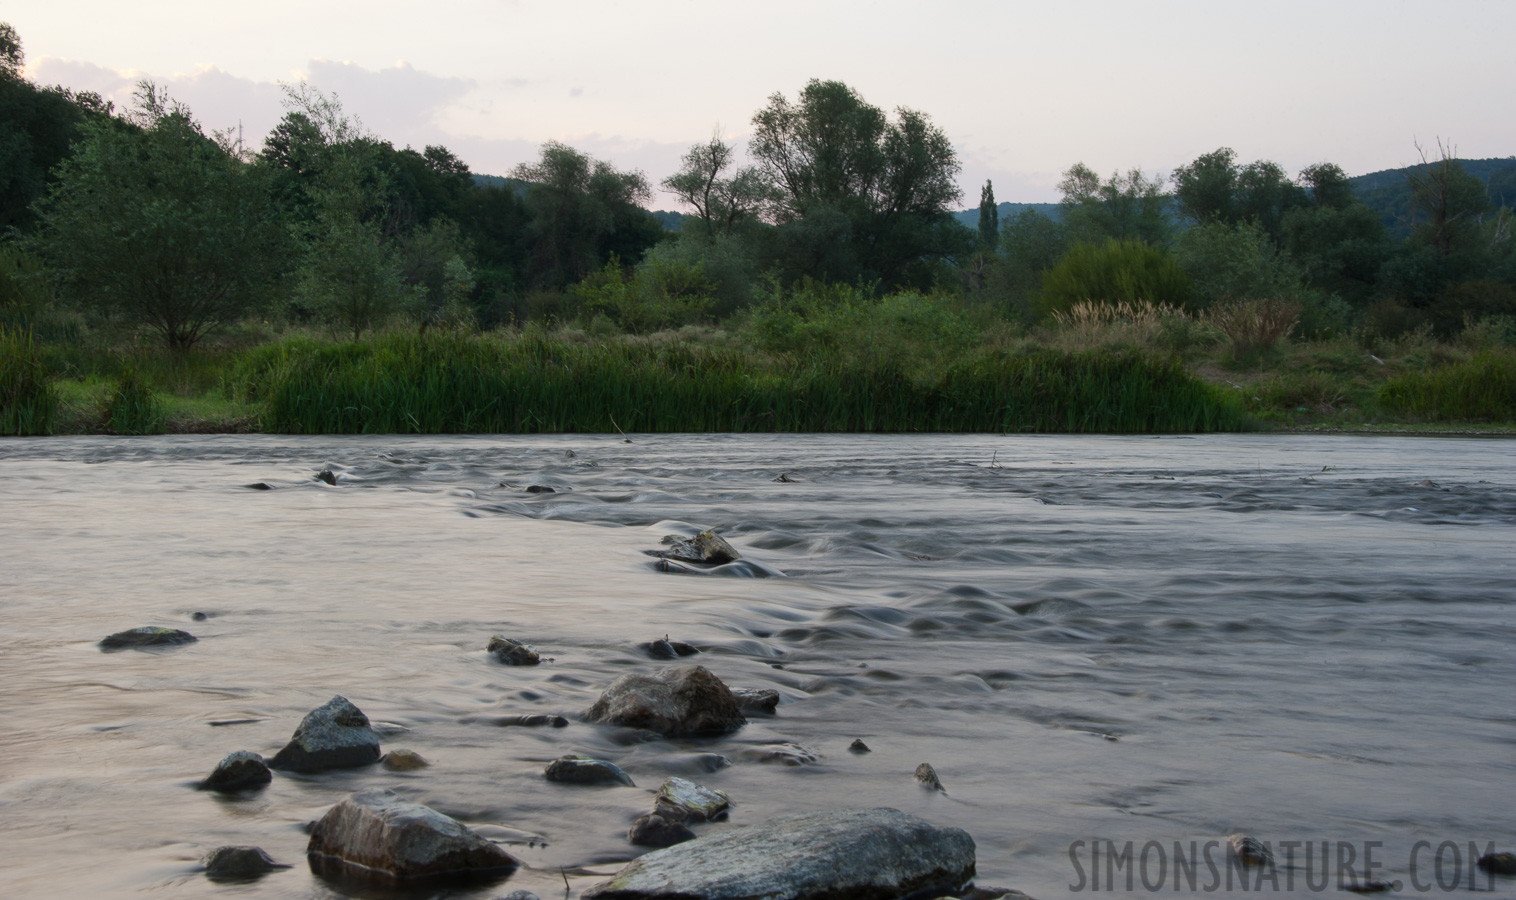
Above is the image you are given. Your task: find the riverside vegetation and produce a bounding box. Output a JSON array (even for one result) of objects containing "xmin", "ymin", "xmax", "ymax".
[{"xmin": 2, "ymin": 20, "xmax": 1513, "ymax": 436}]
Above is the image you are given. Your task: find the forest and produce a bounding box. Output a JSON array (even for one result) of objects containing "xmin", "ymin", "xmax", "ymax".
[{"xmin": 2, "ymin": 20, "xmax": 1513, "ymax": 435}]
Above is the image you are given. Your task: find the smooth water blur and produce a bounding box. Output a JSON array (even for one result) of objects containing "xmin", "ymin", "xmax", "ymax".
[{"xmin": 1, "ymin": 433, "xmax": 1513, "ymax": 899}]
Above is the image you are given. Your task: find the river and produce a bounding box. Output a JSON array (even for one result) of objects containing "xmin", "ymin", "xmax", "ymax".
[{"xmin": 0, "ymin": 433, "xmax": 1512, "ymax": 899}]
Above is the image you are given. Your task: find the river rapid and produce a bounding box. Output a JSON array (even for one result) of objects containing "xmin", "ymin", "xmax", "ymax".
[{"xmin": 0, "ymin": 433, "xmax": 1513, "ymax": 900}]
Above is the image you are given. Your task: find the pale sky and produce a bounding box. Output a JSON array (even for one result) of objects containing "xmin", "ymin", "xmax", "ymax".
[{"xmin": 8, "ymin": 1, "xmax": 1515, "ymax": 206}]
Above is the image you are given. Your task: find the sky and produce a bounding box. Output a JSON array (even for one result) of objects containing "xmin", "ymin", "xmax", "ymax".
[{"xmin": 8, "ymin": 1, "xmax": 1515, "ymax": 207}]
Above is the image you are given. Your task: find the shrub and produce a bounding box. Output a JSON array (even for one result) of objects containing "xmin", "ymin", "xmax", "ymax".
[
  {"xmin": 1039, "ymin": 240, "xmax": 1193, "ymax": 318},
  {"xmin": 573, "ymin": 255, "xmax": 715, "ymax": 333},
  {"xmin": 1208, "ymin": 298, "xmax": 1301, "ymax": 357},
  {"xmin": 104, "ymin": 369, "xmax": 166, "ymax": 434},
  {"xmin": 0, "ymin": 327, "xmax": 58, "ymax": 435}
]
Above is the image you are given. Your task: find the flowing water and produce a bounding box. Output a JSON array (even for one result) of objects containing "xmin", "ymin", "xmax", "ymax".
[{"xmin": 1, "ymin": 433, "xmax": 1514, "ymax": 899}]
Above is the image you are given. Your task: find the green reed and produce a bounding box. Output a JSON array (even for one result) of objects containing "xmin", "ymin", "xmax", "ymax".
[
  {"xmin": 1379, "ymin": 351, "xmax": 1516, "ymax": 422},
  {"xmin": 238, "ymin": 331, "xmax": 1248, "ymax": 435},
  {"xmin": 1, "ymin": 327, "xmax": 59, "ymax": 435}
]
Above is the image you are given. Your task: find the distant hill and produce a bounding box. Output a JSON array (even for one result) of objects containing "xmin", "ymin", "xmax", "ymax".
[
  {"xmin": 952, "ymin": 202, "xmax": 1061, "ymax": 230},
  {"xmin": 1349, "ymin": 156, "xmax": 1516, "ymax": 239}
]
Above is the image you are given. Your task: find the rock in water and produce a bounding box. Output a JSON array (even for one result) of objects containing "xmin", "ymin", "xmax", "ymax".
[
  {"xmin": 731, "ymin": 688, "xmax": 779, "ymax": 714},
  {"xmin": 198, "ymin": 750, "xmax": 272, "ymax": 792},
  {"xmin": 628, "ymin": 813, "xmax": 696, "ymax": 848},
  {"xmin": 583, "ymin": 807, "xmax": 975, "ymax": 900},
  {"xmin": 849, "ymin": 739, "xmax": 872, "ymax": 754},
  {"xmin": 269, "ymin": 696, "xmax": 380, "ymax": 773},
  {"xmin": 915, "ymin": 763, "xmax": 944, "ymax": 791},
  {"xmin": 653, "ymin": 777, "xmax": 730, "ymax": 822},
  {"xmin": 659, "ymin": 531, "xmax": 740, "ymax": 565},
  {"xmin": 487, "ymin": 636, "xmax": 540, "ymax": 666},
  {"xmin": 307, "ymin": 789, "xmax": 519, "ymax": 882},
  {"xmin": 586, "ymin": 665, "xmax": 746, "ymax": 736},
  {"xmin": 204, "ymin": 845, "xmax": 287, "ymax": 882},
  {"xmin": 544, "ymin": 754, "xmax": 635, "ymax": 786},
  {"xmin": 317, "ymin": 469, "xmax": 337, "ymax": 485},
  {"xmin": 382, "ymin": 749, "xmax": 429, "ymax": 771},
  {"xmin": 98, "ymin": 626, "xmax": 197, "ymax": 650},
  {"xmin": 1478, "ymin": 852, "xmax": 1516, "ymax": 875},
  {"xmin": 644, "ymin": 638, "xmax": 700, "ymax": 660}
]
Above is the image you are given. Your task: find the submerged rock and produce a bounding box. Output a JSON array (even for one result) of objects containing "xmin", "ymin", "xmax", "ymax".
[
  {"xmin": 586, "ymin": 665, "xmax": 746, "ymax": 736},
  {"xmin": 382, "ymin": 749, "xmax": 430, "ymax": 771},
  {"xmin": 582, "ymin": 808, "xmax": 975, "ymax": 900},
  {"xmin": 644, "ymin": 638, "xmax": 700, "ymax": 660},
  {"xmin": 544, "ymin": 754, "xmax": 635, "ymax": 786},
  {"xmin": 1226, "ymin": 833, "xmax": 1273, "ymax": 867},
  {"xmin": 474, "ymin": 714, "xmax": 568, "ymax": 728},
  {"xmin": 659, "ymin": 531, "xmax": 741, "ymax": 565},
  {"xmin": 849, "ymin": 739, "xmax": 872, "ymax": 754},
  {"xmin": 731, "ymin": 688, "xmax": 779, "ymax": 714},
  {"xmin": 1478, "ymin": 852, "xmax": 1516, "ymax": 875},
  {"xmin": 204, "ymin": 845, "xmax": 288, "ymax": 881},
  {"xmin": 269, "ymin": 696, "xmax": 381, "ymax": 773},
  {"xmin": 191, "ymin": 611, "xmax": 209, "ymax": 621},
  {"xmin": 503, "ymin": 892, "xmax": 543, "ymax": 900},
  {"xmin": 628, "ymin": 813, "xmax": 696, "ymax": 848},
  {"xmin": 486, "ymin": 636, "xmax": 541, "ymax": 666},
  {"xmin": 317, "ymin": 469, "xmax": 337, "ymax": 485},
  {"xmin": 915, "ymin": 763, "xmax": 944, "ymax": 791},
  {"xmin": 198, "ymin": 750, "xmax": 271, "ymax": 793},
  {"xmin": 653, "ymin": 777, "xmax": 730, "ymax": 823},
  {"xmin": 98, "ymin": 626, "xmax": 197, "ymax": 651},
  {"xmin": 307, "ymin": 789, "xmax": 519, "ymax": 882},
  {"xmin": 524, "ymin": 485, "xmax": 556, "ymax": 494},
  {"xmin": 742, "ymin": 743, "xmax": 822, "ymax": 766}
]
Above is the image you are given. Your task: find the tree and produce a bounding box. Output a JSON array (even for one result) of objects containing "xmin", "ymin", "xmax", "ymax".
[
  {"xmin": 294, "ymin": 213, "xmax": 413, "ymax": 339},
  {"xmin": 661, "ymin": 131, "xmax": 772, "ymax": 237},
  {"xmin": 1406, "ymin": 140, "xmax": 1490, "ymax": 258},
  {"xmin": 977, "ymin": 180, "xmax": 999, "ymax": 248},
  {"xmin": 1057, "ymin": 163, "xmax": 1169, "ymax": 245},
  {"xmin": 513, "ymin": 141, "xmax": 655, "ymax": 288},
  {"xmin": 748, "ymin": 79, "xmax": 963, "ymax": 285},
  {"xmin": 1172, "ymin": 147, "xmax": 1307, "ymax": 242},
  {"xmin": 29, "ymin": 83, "xmax": 286, "ymax": 349},
  {"xmin": 0, "ymin": 21, "xmax": 21, "ymax": 79}
]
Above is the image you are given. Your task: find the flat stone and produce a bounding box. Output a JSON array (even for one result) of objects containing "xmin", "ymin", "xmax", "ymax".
[
  {"xmin": 659, "ymin": 531, "xmax": 740, "ymax": 565},
  {"xmin": 204, "ymin": 845, "xmax": 287, "ymax": 882},
  {"xmin": 98, "ymin": 626, "xmax": 197, "ymax": 651},
  {"xmin": 544, "ymin": 754, "xmax": 634, "ymax": 786},
  {"xmin": 628, "ymin": 813, "xmax": 696, "ymax": 848},
  {"xmin": 487, "ymin": 636, "xmax": 541, "ymax": 666},
  {"xmin": 307, "ymin": 789, "xmax": 519, "ymax": 882},
  {"xmin": 731, "ymin": 688, "xmax": 779, "ymax": 714},
  {"xmin": 382, "ymin": 749, "xmax": 430, "ymax": 771},
  {"xmin": 583, "ymin": 808, "xmax": 975, "ymax": 900},
  {"xmin": 586, "ymin": 665, "xmax": 746, "ymax": 736},
  {"xmin": 269, "ymin": 696, "xmax": 381, "ymax": 773},
  {"xmin": 198, "ymin": 750, "xmax": 271, "ymax": 792},
  {"xmin": 653, "ymin": 777, "xmax": 730, "ymax": 823},
  {"xmin": 474, "ymin": 714, "xmax": 568, "ymax": 728},
  {"xmin": 742, "ymin": 742, "xmax": 822, "ymax": 766}
]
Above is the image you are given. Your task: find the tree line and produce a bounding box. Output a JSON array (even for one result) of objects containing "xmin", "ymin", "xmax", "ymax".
[{"xmin": 2, "ymin": 20, "xmax": 1513, "ymax": 351}]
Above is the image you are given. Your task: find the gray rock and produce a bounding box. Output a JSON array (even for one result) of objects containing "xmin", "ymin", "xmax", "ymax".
[
  {"xmin": 628, "ymin": 813, "xmax": 696, "ymax": 848},
  {"xmin": 204, "ymin": 845, "xmax": 288, "ymax": 881},
  {"xmin": 645, "ymin": 638, "xmax": 700, "ymax": 660},
  {"xmin": 308, "ymin": 789, "xmax": 519, "ymax": 882},
  {"xmin": 659, "ymin": 531, "xmax": 740, "ymax": 565},
  {"xmin": 915, "ymin": 762, "xmax": 944, "ymax": 791},
  {"xmin": 269, "ymin": 696, "xmax": 381, "ymax": 773},
  {"xmin": 583, "ymin": 808, "xmax": 975, "ymax": 900},
  {"xmin": 544, "ymin": 754, "xmax": 635, "ymax": 786},
  {"xmin": 1478, "ymin": 852, "xmax": 1516, "ymax": 875},
  {"xmin": 653, "ymin": 777, "xmax": 730, "ymax": 822},
  {"xmin": 849, "ymin": 739, "xmax": 871, "ymax": 754},
  {"xmin": 487, "ymin": 635, "xmax": 540, "ymax": 666},
  {"xmin": 503, "ymin": 892, "xmax": 542, "ymax": 900},
  {"xmin": 98, "ymin": 626, "xmax": 197, "ymax": 650},
  {"xmin": 1226, "ymin": 833, "xmax": 1273, "ymax": 867},
  {"xmin": 198, "ymin": 750, "xmax": 271, "ymax": 792},
  {"xmin": 586, "ymin": 665, "xmax": 746, "ymax": 736},
  {"xmin": 731, "ymin": 688, "xmax": 779, "ymax": 714},
  {"xmin": 742, "ymin": 742, "xmax": 822, "ymax": 766}
]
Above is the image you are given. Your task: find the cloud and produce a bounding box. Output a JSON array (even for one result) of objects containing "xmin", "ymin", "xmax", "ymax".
[{"xmin": 301, "ymin": 59, "xmax": 472, "ymax": 147}]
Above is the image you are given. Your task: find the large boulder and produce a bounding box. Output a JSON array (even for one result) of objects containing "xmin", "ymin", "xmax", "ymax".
[
  {"xmin": 586, "ymin": 665, "xmax": 746, "ymax": 736},
  {"xmin": 307, "ymin": 789, "xmax": 519, "ymax": 882},
  {"xmin": 270, "ymin": 696, "xmax": 380, "ymax": 773},
  {"xmin": 582, "ymin": 807, "xmax": 975, "ymax": 900},
  {"xmin": 198, "ymin": 750, "xmax": 272, "ymax": 792},
  {"xmin": 98, "ymin": 626, "xmax": 197, "ymax": 650}
]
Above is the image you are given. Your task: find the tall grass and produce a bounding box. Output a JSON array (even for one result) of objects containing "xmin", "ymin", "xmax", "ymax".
[
  {"xmin": 1379, "ymin": 351, "xmax": 1516, "ymax": 422},
  {"xmin": 237, "ymin": 331, "xmax": 1247, "ymax": 434},
  {"xmin": 1, "ymin": 328, "xmax": 59, "ymax": 435},
  {"xmin": 104, "ymin": 369, "xmax": 167, "ymax": 435}
]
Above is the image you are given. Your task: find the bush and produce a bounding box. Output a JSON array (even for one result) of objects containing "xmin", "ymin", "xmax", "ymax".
[
  {"xmin": 1, "ymin": 328, "xmax": 59, "ymax": 435},
  {"xmin": 1207, "ymin": 298, "xmax": 1301, "ymax": 357},
  {"xmin": 1172, "ymin": 220, "xmax": 1305, "ymax": 310},
  {"xmin": 1039, "ymin": 240, "xmax": 1193, "ymax": 317},
  {"xmin": 1379, "ymin": 351, "xmax": 1516, "ymax": 422},
  {"xmin": 573, "ymin": 255, "xmax": 715, "ymax": 333},
  {"xmin": 746, "ymin": 282, "xmax": 976, "ymax": 374},
  {"xmin": 104, "ymin": 369, "xmax": 166, "ymax": 434}
]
